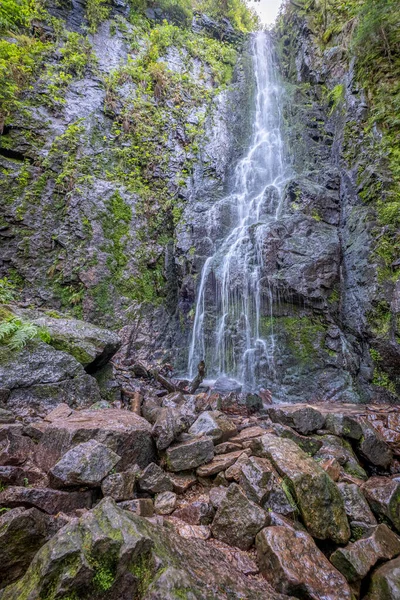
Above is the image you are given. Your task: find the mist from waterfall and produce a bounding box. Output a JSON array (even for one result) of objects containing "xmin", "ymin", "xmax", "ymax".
[{"xmin": 188, "ymin": 31, "xmax": 290, "ymax": 391}]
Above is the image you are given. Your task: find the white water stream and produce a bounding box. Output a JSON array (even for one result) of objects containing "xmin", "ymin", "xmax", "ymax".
[{"xmin": 188, "ymin": 32, "xmax": 290, "ymax": 391}]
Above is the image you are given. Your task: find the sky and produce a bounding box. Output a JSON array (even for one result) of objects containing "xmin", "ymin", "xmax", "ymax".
[{"xmin": 248, "ymin": 0, "xmax": 283, "ymax": 25}]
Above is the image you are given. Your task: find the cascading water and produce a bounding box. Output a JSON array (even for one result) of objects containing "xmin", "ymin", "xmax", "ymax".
[{"xmin": 188, "ymin": 31, "xmax": 290, "ymax": 391}]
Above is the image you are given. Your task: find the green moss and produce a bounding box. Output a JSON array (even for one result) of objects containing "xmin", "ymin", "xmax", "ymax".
[{"xmin": 129, "ymin": 550, "xmax": 155, "ymax": 597}]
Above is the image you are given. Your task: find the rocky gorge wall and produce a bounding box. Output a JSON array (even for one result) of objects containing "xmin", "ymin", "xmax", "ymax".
[
  {"xmin": 1, "ymin": 0, "xmax": 399, "ymax": 406},
  {"xmin": 240, "ymin": 0, "xmax": 400, "ymax": 404}
]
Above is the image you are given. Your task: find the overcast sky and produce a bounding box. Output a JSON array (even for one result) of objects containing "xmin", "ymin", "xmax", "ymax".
[{"xmin": 249, "ymin": 0, "xmax": 283, "ymax": 24}]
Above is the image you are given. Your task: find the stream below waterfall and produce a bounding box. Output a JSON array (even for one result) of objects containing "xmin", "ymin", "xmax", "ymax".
[{"xmin": 188, "ymin": 31, "xmax": 291, "ymax": 392}]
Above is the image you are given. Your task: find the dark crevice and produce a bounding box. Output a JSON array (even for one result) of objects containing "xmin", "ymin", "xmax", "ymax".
[{"xmin": 0, "ymin": 147, "xmax": 33, "ymax": 163}]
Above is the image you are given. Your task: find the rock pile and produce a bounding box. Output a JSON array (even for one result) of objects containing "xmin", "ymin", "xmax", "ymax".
[{"xmin": 2, "ymin": 352, "xmax": 400, "ymax": 598}]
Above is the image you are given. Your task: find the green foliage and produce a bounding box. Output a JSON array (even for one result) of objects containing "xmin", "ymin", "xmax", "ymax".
[
  {"xmin": 369, "ymin": 347, "xmax": 396, "ymax": 393},
  {"xmin": 0, "ymin": 317, "xmax": 50, "ymax": 350},
  {"xmin": 0, "ymin": 35, "xmax": 49, "ymax": 128},
  {"xmin": 0, "ymin": 278, "xmax": 17, "ymax": 303},
  {"xmin": 86, "ymin": 0, "xmax": 111, "ymax": 33},
  {"xmin": 327, "ymin": 83, "xmax": 344, "ymax": 114},
  {"xmin": 195, "ymin": 0, "xmax": 259, "ymax": 32},
  {"xmin": 0, "ymin": 0, "xmax": 39, "ymax": 33}
]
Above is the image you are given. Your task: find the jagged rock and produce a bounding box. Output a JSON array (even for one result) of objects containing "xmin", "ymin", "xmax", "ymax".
[
  {"xmin": 23, "ymin": 421, "xmax": 48, "ymax": 441},
  {"xmin": 43, "ymin": 403, "xmax": 73, "ymax": 422},
  {"xmin": 30, "ymin": 313, "xmax": 121, "ymax": 368},
  {"xmin": 0, "ymin": 486, "xmax": 93, "ymax": 514},
  {"xmin": 229, "ymin": 426, "xmax": 266, "ymax": 445},
  {"xmin": 155, "ymin": 491, "xmax": 177, "ymax": 515},
  {"xmin": 314, "ymin": 434, "xmax": 368, "ymax": 480},
  {"xmin": 166, "ymin": 518, "xmax": 211, "ymax": 540},
  {"xmin": 215, "ymin": 441, "xmax": 243, "ymax": 454},
  {"xmin": 253, "ymin": 434, "xmax": 350, "ymax": 543},
  {"xmin": 188, "ymin": 411, "xmax": 237, "ymax": 443},
  {"xmin": 152, "ymin": 407, "xmax": 191, "ymax": 451},
  {"xmin": 320, "ymin": 457, "xmax": 341, "ymax": 481},
  {"xmin": 256, "ymin": 526, "xmax": 352, "ymax": 599},
  {"xmin": 211, "ymin": 483, "xmax": 267, "ymax": 550},
  {"xmin": 101, "ymin": 468, "xmax": 138, "ymax": 501},
  {"xmin": 209, "ymin": 486, "xmax": 228, "ymax": 509},
  {"xmin": 49, "ymin": 439, "xmax": 121, "ymax": 488},
  {"xmin": 270, "ymin": 422, "xmax": 323, "ymax": 455},
  {"xmin": 36, "ymin": 408, "xmax": 155, "ymax": 471},
  {"xmin": 138, "ymin": 462, "xmax": 173, "ymax": 493},
  {"xmin": 358, "ymin": 422, "xmax": 393, "ymax": 468},
  {"xmin": 266, "ymin": 512, "xmax": 306, "ymax": 532},
  {"xmin": 361, "ymin": 477, "xmax": 400, "ymax": 532},
  {"xmin": 266, "ymin": 405, "xmax": 325, "ymax": 435},
  {"xmin": 239, "ymin": 456, "xmax": 294, "ymax": 515},
  {"xmin": 330, "ymin": 524, "xmax": 400, "ymax": 582},
  {"xmin": 365, "ymin": 555, "xmax": 400, "ymax": 599},
  {"xmin": 0, "ymin": 341, "xmax": 100, "ymax": 419},
  {"xmin": 173, "ymin": 500, "xmax": 214, "ymax": 526},
  {"xmin": 165, "ymin": 436, "xmax": 214, "ymax": 472},
  {"xmin": 0, "ymin": 427, "xmax": 35, "ymax": 465},
  {"xmin": 196, "ymin": 450, "xmax": 244, "ymax": 477},
  {"xmin": 0, "ymin": 463, "xmax": 47, "ymax": 487},
  {"xmin": 338, "ymin": 483, "xmax": 377, "ymax": 525},
  {"xmin": 168, "ymin": 471, "xmax": 197, "ymax": 494},
  {"xmin": 0, "ymin": 498, "xmax": 287, "ymax": 600},
  {"xmin": 0, "ymin": 409, "xmax": 15, "ymax": 424},
  {"xmin": 225, "ymin": 451, "xmax": 253, "ymax": 481},
  {"xmin": 325, "ymin": 413, "xmax": 363, "ymax": 440},
  {"xmin": 118, "ymin": 498, "xmax": 154, "ymax": 517},
  {"xmin": 0, "ymin": 507, "xmax": 65, "ymax": 588}
]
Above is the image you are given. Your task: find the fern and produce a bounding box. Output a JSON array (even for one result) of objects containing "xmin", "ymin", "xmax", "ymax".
[
  {"xmin": 0, "ymin": 277, "xmax": 16, "ymax": 303},
  {"xmin": 0, "ymin": 317, "xmax": 51, "ymax": 350}
]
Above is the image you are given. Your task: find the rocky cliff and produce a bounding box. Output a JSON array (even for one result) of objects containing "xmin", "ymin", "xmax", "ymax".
[{"xmin": 0, "ymin": 0, "xmax": 399, "ymax": 404}]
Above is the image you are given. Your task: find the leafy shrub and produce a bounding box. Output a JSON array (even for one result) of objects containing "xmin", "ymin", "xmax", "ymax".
[
  {"xmin": 0, "ymin": 278, "xmax": 17, "ymax": 303},
  {"xmin": 0, "ymin": 317, "xmax": 51, "ymax": 350}
]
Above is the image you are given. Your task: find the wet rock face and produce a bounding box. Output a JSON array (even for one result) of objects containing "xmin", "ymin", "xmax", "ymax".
[
  {"xmin": 36, "ymin": 409, "xmax": 156, "ymax": 471},
  {"xmin": 0, "ymin": 498, "xmax": 287, "ymax": 600},
  {"xmin": 253, "ymin": 434, "xmax": 350, "ymax": 543},
  {"xmin": 330, "ymin": 524, "xmax": 400, "ymax": 582},
  {"xmin": 0, "ymin": 507, "xmax": 62, "ymax": 588},
  {"xmin": 256, "ymin": 526, "xmax": 352, "ymax": 600},
  {"xmin": 211, "ymin": 483, "xmax": 267, "ymax": 550},
  {"xmin": 49, "ymin": 439, "xmax": 121, "ymax": 488}
]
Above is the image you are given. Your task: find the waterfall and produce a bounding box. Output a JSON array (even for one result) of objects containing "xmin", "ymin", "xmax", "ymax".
[{"xmin": 188, "ymin": 31, "xmax": 290, "ymax": 391}]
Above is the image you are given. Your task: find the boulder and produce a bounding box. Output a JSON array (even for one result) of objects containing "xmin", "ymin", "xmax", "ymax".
[
  {"xmin": 325, "ymin": 413, "xmax": 363, "ymax": 440},
  {"xmin": 0, "ymin": 341, "xmax": 100, "ymax": 419},
  {"xmin": 314, "ymin": 434, "xmax": 367, "ymax": 480},
  {"xmin": 0, "ymin": 486, "xmax": 93, "ymax": 514},
  {"xmin": 253, "ymin": 434, "xmax": 350, "ymax": 543},
  {"xmin": 211, "ymin": 483, "xmax": 267, "ymax": 550},
  {"xmin": 168, "ymin": 471, "xmax": 197, "ymax": 494},
  {"xmin": 358, "ymin": 421, "xmax": 393, "ymax": 468},
  {"xmin": 215, "ymin": 441, "xmax": 243, "ymax": 454},
  {"xmin": 361, "ymin": 477, "xmax": 400, "ymax": 532},
  {"xmin": 256, "ymin": 526, "xmax": 352, "ymax": 599},
  {"xmin": 43, "ymin": 403, "xmax": 73, "ymax": 422},
  {"xmin": 0, "ymin": 426, "xmax": 35, "ymax": 465},
  {"xmin": 0, "ymin": 507, "xmax": 61, "ymax": 588},
  {"xmin": 154, "ymin": 491, "xmax": 177, "ymax": 515},
  {"xmin": 49, "ymin": 439, "xmax": 121, "ymax": 488},
  {"xmin": 31, "ymin": 314, "xmax": 121, "ymax": 369},
  {"xmin": 196, "ymin": 450, "xmax": 245, "ymax": 477},
  {"xmin": 152, "ymin": 407, "xmax": 192, "ymax": 451},
  {"xmin": 0, "ymin": 498, "xmax": 287, "ymax": 600},
  {"xmin": 138, "ymin": 462, "xmax": 173, "ymax": 493},
  {"xmin": 189, "ymin": 411, "xmax": 237, "ymax": 444},
  {"xmin": 239, "ymin": 456, "xmax": 295, "ymax": 515},
  {"xmin": 173, "ymin": 500, "xmax": 214, "ymax": 526},
  {"xmin": 365, "ymin": 556, "xmax": 400, "ymax": 599},
  {"xmin": 330, "ymin": 524, "xmax": 400, "ymax": 582},
  {"xmin": 266, "ymin": 405, "xmax": 325, "ymax": 435},
  {"xmin": 36, "ymin": 409, "xmax": 155, "ymax": 471},
  {"xmin": 165, "ymin": 436, "xmax": 214, "ymax": 472},
  {"xmin": 101, "ymin": 468, "xmax": 138, "ymax": 501},
  {"xmin": 338, "ymin": 483, "xmax": 377, "ymax": 525},
  {"xmin": 166, "ymin": 518, "xmax": 211, "ymax": 541},
  {"xmin": 209, "ymin": 486, "xmax": 228, "ymax": 509},
  {"xmin": 270, "ymin": 422, "xmax": 323, "ymax": 455},
  {"xmin": 0, "ymin": 463, "xmax": 47, "ymax": 487},
  {"xmin": 118, "ymin": 498, "xmax": 154, "ymax": 517}
]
